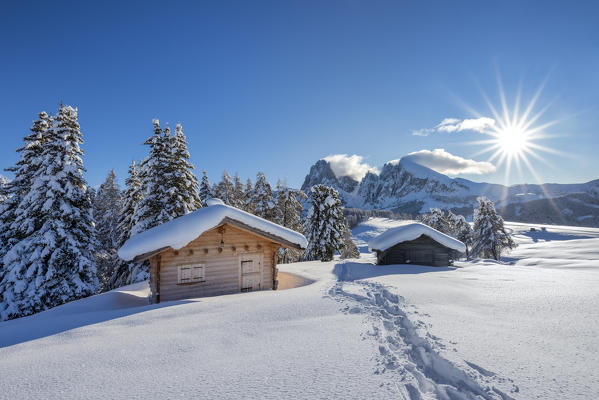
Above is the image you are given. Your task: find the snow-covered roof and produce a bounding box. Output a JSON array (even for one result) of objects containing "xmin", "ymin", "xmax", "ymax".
[
  {"xmin": 368, "ymin": 221, "xmax": 466, "ymax": 253},
  {"xmin": 118, "ymin": 199, "xmax": 308, "ymax": 261}
]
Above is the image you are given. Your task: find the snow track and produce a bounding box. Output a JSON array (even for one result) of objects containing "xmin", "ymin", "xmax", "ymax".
[{"xmin": 328, "ymin": 280, "xmax": 518, "ymax": 400}]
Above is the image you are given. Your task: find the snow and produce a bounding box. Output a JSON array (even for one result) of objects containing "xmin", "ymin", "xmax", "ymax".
[
  {"xmin": 2, "ymin": 218, "xmax": 599, "ymax": 398},
  {"xmin": 118, "ymin": 199, "xmax": 308, "ymax": 261},
  {"xmin": 368, "ymin": 220, "xmax": 466, "ymax": 253}
]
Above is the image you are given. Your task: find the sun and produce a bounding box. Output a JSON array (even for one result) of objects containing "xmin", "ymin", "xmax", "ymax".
[{"xmin": 494, "ymin": 125, "xmax": 530, "ymax": 155}]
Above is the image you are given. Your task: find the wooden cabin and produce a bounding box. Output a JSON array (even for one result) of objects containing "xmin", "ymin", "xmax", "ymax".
[
  {"xmin": 118, "ymin": 199, "xmax": 307, "ymax": 303},
  {"xmin": 368, "ymin": 222, "xmax": 465, "ymax": 267}
]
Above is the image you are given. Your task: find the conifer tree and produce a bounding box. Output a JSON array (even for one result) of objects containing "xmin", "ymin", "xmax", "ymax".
[
  {"xmin": 448, "ymin": 212, "xmax": 473, "ymax": 259},
  {"xmin": 233, "ymin": 173, "xmax": 245, "ymax": 209},
  {"xmin": 420, "ymin": 208, "xmax": 452, "ymax": 234},
  {"xmin": 93, "ymin": 170, "xmax": 123, "ymax": 291},
  {"xmin": 247, "ymin": 172, "xmax": 277, "ymax": 221},
  {"xmin": 213, "ymin": 171, "xmax": 234, "ymax": 205},
  {"xmin": 0, "ymin": 105, "xmax": 98, "ymax": 320},
  {"xmin": 117, "ymin": 161, "xmax": 143, "ymax": 247},
  {"xmin": 340, "ymin": 223, "xmax": 360, "ymax": 260},
  {"xmin": 0, "ymin": 112, "xmax": 50, "ymax": 278},
  {"xmin": 275, "ymin": 180, "xmax": 306, "ymax": 263},
  {"xmin": 131, "ymin": 119, "xmax": 171, "ymax": 235},
  {"xmin": 302, "ymin": 185, "xmax": 347, "ymax": 262},
  {"xmin": 471, "ymin": 197, "xmax": 516, "ymax": 260},
  {"xmin": 199, "ymin": 170, "xmax": 211, "ymax": 207},
  {"xmin": 163, "ymin": 122, "xmax": 201, "ymax": 216},
  {"xmin": 243, "ymin": 178, "xmax": 253, "ymax": 212}
]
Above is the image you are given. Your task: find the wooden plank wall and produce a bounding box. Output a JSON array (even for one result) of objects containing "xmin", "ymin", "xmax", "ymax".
[
  {"xmin": 378, "ymin": 234, "xmax": 451, "ymax": 267},
  {"xmin": 148, "ymin": 224, "xmax": 279, "ymax": 303}
]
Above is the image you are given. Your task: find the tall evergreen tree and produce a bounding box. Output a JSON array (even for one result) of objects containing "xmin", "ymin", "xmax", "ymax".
[
  {"xmin": 0, "ymin": 105, "xmax": 98, "ymax": 320},
  {"xmin": 0, "ymin": 112, "xmax": 51, "ymax": 280},
  {"xmin": 117, "ymin": 161, "xmax": 143, "ymax": 247},
  {"xmin": 93, "ymin": 170, "xmax": 123, "ymax": 291},
  {"xmin": 471, "ymin": 197, "xmax": 516, "ymax": 260},
  {"xmin": 247, "ymin": 172, "xmax": 277, "ymax": 221},
  {"xmin": 131, "ymin": 119, "xmax": 171, "ymax": 235},
  {"xmin": 163, "ymin": 122, "xmax": 201, "ymax": 216},
  {"xmin": 199, "ymin": 170, "xmax": 211, "ymax": 207},
  {"xmin": 213, "ymin": 171, "xmax": 234, "ymax": 205},
  {"xmin": 275, "ymin": 180, "xmax": 306, "ymax": 263},
  {"xmin": 302, "ymin": 185, "xmax": 347, "ymax": 262},
  {"xmin": 243, "ymin": 177, "xmax": 253, "ymax": 212},
  {"xmin": 232, "ymin": 173, "xmax": 245, "ymax": 209}
]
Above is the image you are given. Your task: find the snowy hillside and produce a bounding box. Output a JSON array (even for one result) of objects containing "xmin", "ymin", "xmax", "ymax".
[
  {"xmin": 301, "ymin": 157, "xmax": 599, "ymax": 226},
  {"xmin": 1, "ymin": 219, "xmax": 599, "ymax": 398}
]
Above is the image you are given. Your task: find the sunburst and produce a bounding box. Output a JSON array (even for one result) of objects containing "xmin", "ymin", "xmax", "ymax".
[{"xmin": 465, "ymin": 73, "xmax": 565, "ymax": 186}]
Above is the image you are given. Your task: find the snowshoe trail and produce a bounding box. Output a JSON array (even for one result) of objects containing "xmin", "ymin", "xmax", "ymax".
[{"xmin": 328, "ymin": 280, "xmax": 518, "ymax": 400}]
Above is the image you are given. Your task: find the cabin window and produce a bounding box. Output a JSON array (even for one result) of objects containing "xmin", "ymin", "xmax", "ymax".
[{"xmin": 177, "ymin": 264, "xmax": 205, "ymax": 284}]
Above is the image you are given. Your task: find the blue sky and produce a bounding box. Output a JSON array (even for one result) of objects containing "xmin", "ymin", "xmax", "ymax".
[{"xmin": 1, "ymin": 1, "xmax": 598, "ymax": 188}]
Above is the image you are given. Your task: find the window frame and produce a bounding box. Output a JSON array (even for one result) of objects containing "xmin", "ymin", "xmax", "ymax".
[{"xmin": 177, "ymin": 263, "xmax": 206, "ymax": 285}]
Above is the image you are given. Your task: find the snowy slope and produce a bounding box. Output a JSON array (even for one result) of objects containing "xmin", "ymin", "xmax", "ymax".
[{"xmin": 1, "ymin": 219, "xmax": 599, "ymax": 399}]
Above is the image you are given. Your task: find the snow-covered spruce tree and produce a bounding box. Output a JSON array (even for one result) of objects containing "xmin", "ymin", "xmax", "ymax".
[
  {"xmin": 0, "ymin": 112, "xmax": 50, "ymax": 279},
  {"xmin": 471, "ymin": 197, "xmax": 516, "ymax": 261},
  {"xmin": 92, "ymin": 170, "xmax": 123, "ymax": 291},
  {"xmin": 199, "ymin": 170, "xmax": 211, "ymax": 207},
  {"xmin": 233, "ymin": 173, "xmax": 245, "ymax": 209},
  {"xmin": 0, "ymin": 105, "xmax": 98, "ymax": 320},
  {"xmin": 243, "ymin": 178, "xmax": 253, "ymax": 212},
  {"xmin": 247, "ymin": 172, "xmax": 278, "ymax": 221},
  {"xmin": 117, "ymin": 161, "xmax": 142, "ymax": 247},
  {"xmin": 448, "ymin": 211, "xmax": 473, "ymax": 259},
  {"xmin": 302, "ymin": 185, "xmax": 347, "ymax": 262},
  {"xmin": 420, "ymin": 208, "xmax": 452, "ymax": 234},
  {"xmin": 213, "ymin": 171, "xmax": 235, "ymax": 205},
  {"xmin": 340, "ymin": 223, "xmax": 360, "ymax": 260},
  {"xmin": 130, "ymin": 119, "xmax": 171, "ymax": 235},
  {"xmin": 163, "ymin": 122, "xmax": 201, "ymax": 216},
  {"xmin": 275, "ymin": 180, "xmax": 307, "ymax": 263}
]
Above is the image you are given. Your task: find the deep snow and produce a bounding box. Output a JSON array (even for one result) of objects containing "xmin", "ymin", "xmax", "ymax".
[{"xmin": 1, "ymin": 218, "xmax": 598, "ymax": 399}]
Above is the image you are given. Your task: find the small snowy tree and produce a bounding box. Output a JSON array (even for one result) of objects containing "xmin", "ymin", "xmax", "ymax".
[
  {"xmin": 302, "ymin": 185, "xmax": 347, "ymax": 262},
  {"xmin": 117, "ymin": 161, "xmax": 143, "ymax": 247},
  {"xmin": 420, "ymin": 208, "xmax": 452, "ymax": 234},
  {"xmin": 0, "ymin": 105, "xmax": 98, "ymax": 320},
  {"xmin": 199, "ymin": 170, "xmax": 211, "ymax": 207},
  {"xmin": 247, "ymin": 172, "xmax": 277, "ymax": 221},
  {"xmin": 213, "ymin": 171, "xmax": 235, "ymax": 205},
  {"xmin": 448, "ymin": 212, "xmax": 473, "ymax": 259},
  {"xmin": 339, "ymin": 223, "xmax": 360, "ymax": 259},
  {"xmin": 275, "ymin": 180, "xmax": 306, "ymax": 263},
  {"xmin": 471, "ymin": 197, "xmax": 516, "ymax": 261},
  {"xmin": 93, "ymin": 170, "xmax": 123, "ymax": 291}
]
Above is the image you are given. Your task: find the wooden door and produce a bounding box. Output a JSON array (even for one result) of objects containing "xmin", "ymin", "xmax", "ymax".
[{"xmin": 240, "ymin": 253, "xmax": 262, "ymax": 292}]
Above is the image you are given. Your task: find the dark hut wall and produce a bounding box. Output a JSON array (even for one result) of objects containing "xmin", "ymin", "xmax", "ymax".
[{"xmin": 376, "ymin": 234, "xmax": 454, "ymax": 267}]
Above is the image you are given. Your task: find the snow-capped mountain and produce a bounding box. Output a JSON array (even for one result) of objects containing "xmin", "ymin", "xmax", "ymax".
[{"xmin": 301, "ymin": 158, "xmax": 599, "ymax": 226}]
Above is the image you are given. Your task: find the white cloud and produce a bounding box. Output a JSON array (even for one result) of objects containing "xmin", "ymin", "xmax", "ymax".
[
  {"xmin": 323, "ymin": 154, "xmax": 379, "ymax": 182},
  {"xmin": 413, "ymin": 117, "xmax": 495, "ymax": 135},
  {"xmin": 402, "ymin": 149, "xmax": 496, "ymax": 175}
]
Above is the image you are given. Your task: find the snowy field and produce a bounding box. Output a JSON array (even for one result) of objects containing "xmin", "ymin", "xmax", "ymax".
[{"xmin": 1, "ymin": 219, "xmax": 598, "ymax": 399}]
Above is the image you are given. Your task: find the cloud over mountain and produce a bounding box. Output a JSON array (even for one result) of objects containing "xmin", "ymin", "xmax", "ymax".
[
  {"xmin": 323, "ymin": 154, "xmax": 379, "ymax": 181},
  {"xmin": 402, "ymin": 148, "xmax": 496, "ymax": 175},
  {"xmin": 413, "ymin": 117, "xmax": 495, "ymax": 136}
]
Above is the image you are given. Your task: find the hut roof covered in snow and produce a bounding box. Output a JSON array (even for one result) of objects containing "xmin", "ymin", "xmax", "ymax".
[
  {"xmin": 118, "ymin": 199, "xmax": 308, "ymax": 261},
  {"xmin": 368, "ymin": 221, "xmax": 466, "ymax": 253}
]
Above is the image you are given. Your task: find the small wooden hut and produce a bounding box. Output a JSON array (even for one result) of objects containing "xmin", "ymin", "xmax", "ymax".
[
  {"xmin": 368, "ymin": 222, "xmax": 465, "ymax": 267},
  {"xmin": 118, "ymin": 199, "xmax": 307, "ymax": 303}
]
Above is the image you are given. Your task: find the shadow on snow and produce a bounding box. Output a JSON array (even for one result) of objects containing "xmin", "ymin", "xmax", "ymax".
[{"xmin": 333, "ymin": 261, "xmax": 456, "ymax": 282}]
